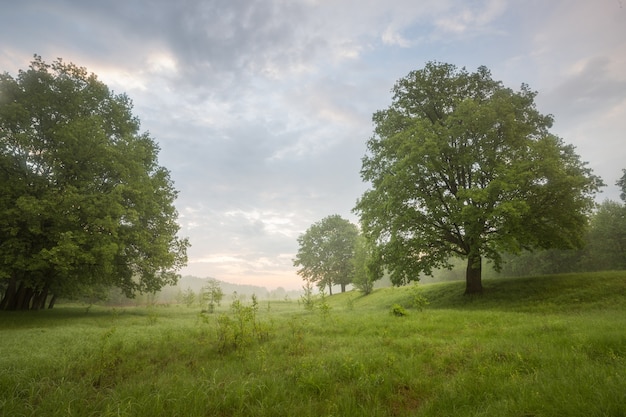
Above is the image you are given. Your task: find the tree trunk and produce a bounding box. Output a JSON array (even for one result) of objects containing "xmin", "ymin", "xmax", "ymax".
[
  {"xmin": 12, "ymin": 281, "xmax": 27, "ymax": 310},
  {"xmin": 31, "ymin": 291, "xmax": 43, "ymax": 311},
  {"xmin": 0, "ymin": 279, "xmax": 17, "ymax": 310},
  {"xmin": 340, "ymin": 283, "xmax": 346, "ymax": 293},
  {"xmin": 48, "ymin": 294, "xmax": 57, "ymax": 309},
  {"xmin": 464, "ymin": 253, "xmax": 483, "ymax": 295},
  {"xmin": 31, "ymin": 286, "xmax": 49, "ymax": 310},
  {"xmin": 328, "ymin": 284, "xmax": 333, "ymax": 296},
  {"xmin": 4, "ymin": 281, "xmax": 36, "ymax": 310},
  {"xmin": 20, "ymin": 287, "xmax": 35, "ymax": 310}
]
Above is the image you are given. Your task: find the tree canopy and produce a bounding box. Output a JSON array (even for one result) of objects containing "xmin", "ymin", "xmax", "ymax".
[
  {"xmin": 0, "ymin": 56, "xmax": 189, "ymax": 310},
  {"xmin": 354, "ymin": 62, "xmax": 603, "ymax": 294},
  {"xmin": 293, "ymin": 214, "xmax": 359, "ymax": 294},
  {"xmin": 500, "ymin": 170, "xmax": 626, "ymax": 276}
]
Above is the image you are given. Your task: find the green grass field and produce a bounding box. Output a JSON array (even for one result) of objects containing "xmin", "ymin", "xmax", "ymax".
[{"xmin": 1, "ymin": 271, "xmax": 625, "ymax": 416}]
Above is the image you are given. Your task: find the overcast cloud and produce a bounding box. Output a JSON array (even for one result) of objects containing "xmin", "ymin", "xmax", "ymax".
[{"xmin": 1, "ymin": 0, "xmax": 625, "ymax": 289}]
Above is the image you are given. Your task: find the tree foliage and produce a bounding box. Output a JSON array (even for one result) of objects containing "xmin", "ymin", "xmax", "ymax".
[
  {"xmin": 201, "ymin": 278, "xmax": 224, "ymax": 313},
  {"xmin": 501, "ymin": 170, "xmax": 626, "ymax": 276},
  {"xmin": 499, "ymin": 203, "xmax": 626, "ymax": 276},
  {"xmin": 351, "ymin": 235, "xmax": 381, "ymax": 295},
  {"xmin": 618, "ymin": 169, "xmax": 626, "ymax": 203},
  {"xmin": 0, "ymin": 56, "xmax": 189, "ymax": 310},
  {"xmin": 354, "ymin": 62, "xmax": 602, "ymax": 294},
  {"xmin": 579, "ymin": 200, "xmax": 626, "ymax": 271},
  {"xmin": 293, "ymin": 214, "xmax": 359, "ymax": 294}
]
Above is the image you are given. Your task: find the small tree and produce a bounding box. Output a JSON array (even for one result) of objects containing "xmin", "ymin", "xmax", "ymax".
[
  {"xmin": 181, "ymin": 288, "xmax": 196, "ymax": 308},
  {"xmin": 293, "ymin": 214, "xmax": 359, "ymax": 294},
  {"xmin": 351, "ymin": 236, "xmax": 381, "ymax": 295},
  {"xmin": 202, "ymin": 279, "xmax": 224, "ymax": 313},
  {"xmin": 300, "ymin": 280, "xmax": 316, "ymax": 312}
]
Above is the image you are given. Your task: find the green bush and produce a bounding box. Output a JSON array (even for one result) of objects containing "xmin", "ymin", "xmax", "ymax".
[
  {"xmin": 409, "ymin": 282, "xmax": 430, "ymax": 311},
  {"xmin": 390, "ymin": 303, "xmax": 408, "ymax": 317}
]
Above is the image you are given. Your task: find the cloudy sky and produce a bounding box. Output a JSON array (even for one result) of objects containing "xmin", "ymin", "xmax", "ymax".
[{"xmin": 1, "ymin": 0, "xmax": 625, "ymax": 289}]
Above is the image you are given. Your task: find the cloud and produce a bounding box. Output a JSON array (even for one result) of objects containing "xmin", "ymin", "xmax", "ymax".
[
  {"xmin": 541, "ymin": 56, "xmax": 626, "ymax": 123},
  {"xmin": 1, "ymin": 0, "xmax": 625, "ymax": 289},
  {"xmin": 382, "ymin": 26, "xmax": 412, "ymax": 47},
  {"xmin": 433, "ymin": 0, "xmax": 506, "ymax": 36},
  {"xmin": 538, "ymin": 56, "xmax": 626, "ymax": 199}
]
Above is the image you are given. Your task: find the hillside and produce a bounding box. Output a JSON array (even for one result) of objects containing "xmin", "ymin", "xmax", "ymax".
[{"xmin": 326, "ymin": 270, "xmax": 626, "ymax": 313}]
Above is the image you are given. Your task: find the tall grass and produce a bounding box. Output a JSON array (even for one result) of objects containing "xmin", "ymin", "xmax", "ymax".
[{"xmin": 1, "ymin": 271, "xmax": 625, "ymax": 416}]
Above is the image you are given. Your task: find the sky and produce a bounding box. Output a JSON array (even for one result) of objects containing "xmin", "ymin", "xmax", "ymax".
[{"xmin": 1, "ymin": 0, "xmax": 625, "ymax": 290}]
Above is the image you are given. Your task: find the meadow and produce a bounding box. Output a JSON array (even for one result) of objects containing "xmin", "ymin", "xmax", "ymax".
[{"xmin": 1, "ymin": 271, "xmax": 625, "ymax": 416}]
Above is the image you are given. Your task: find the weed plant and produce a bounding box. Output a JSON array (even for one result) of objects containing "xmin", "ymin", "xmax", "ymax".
[{"xmin": 1, "ymin": 271, "xmax": 625, "ymax": 416}]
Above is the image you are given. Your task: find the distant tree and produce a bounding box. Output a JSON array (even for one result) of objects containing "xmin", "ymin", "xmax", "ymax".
[
  {"xmin": 180, "ymin": 288, "xmax": 196, "ymax": 307},
  {"xmin": 499, "ymin": 248, "xmax": 582, "ymax": 277},
  {"xmin": 355, "ymin": 62, "xmax": 603, "ymax": 294},
  {"xmin": 579, "ymin": 170, "xmax": 626, "ymax": 271},
  {"xmin": 202, "ymin": 278, "xmax": 224, "ymax": 313},
  {"xmin": 580, "ymin": 200, "xmax": 626, "ymax": 271},
  {"xmin": 618, "ymin": 169, "xmax": 626, "ymax": 202},
  {"xmin": 501, "ymin": 171, "xmax": 626, "ymax": 275},
  {"xmin": 270, "ymin": 287, "xmax": 287, "ymax": 300},
  {"xmin": 293, "ymin": 215, "xmax": 359, "ymax": 294},
  {"xmin": 351, "ymin": 235, "xmax": 381, "ymax": 295},
  {"xmin": 0, "ymin": 56, "xmax": 189, "ymax": 310}
]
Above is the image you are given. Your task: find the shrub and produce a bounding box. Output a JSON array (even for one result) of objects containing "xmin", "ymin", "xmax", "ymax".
[
  {"xmin": 409, "ymin": 282, "xmax": 430, "ymax": 311},
  {"xmin": 390, "ymin": 303, "xmax": 408, "ymax": 317}
]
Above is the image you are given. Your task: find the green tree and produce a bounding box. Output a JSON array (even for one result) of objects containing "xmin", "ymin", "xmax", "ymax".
[
  {"xmin": 581, "ymin": 170, "xmax": 626, "ymax": 271},
  {"xmin": 580, "ymin": 200, "xmax": 626, "ymax": 271},
  {"xmin": 354, "ymin": 62, "xmax": 602, "ymax": 294},
  {"xmin": 180, "ymin": 288, "xmax": 196, "ymax": 308},
  {"xmin": 293, "ymin": 214, "xmax": 359, "ymax": 294},
  {"xmin": 618, "ymin": 169, "xmax": 626, "ymax": 202},
  {"xmin": 202, "ymin": 278, "xmax": 224, "ymax": 313},
  {"xmin": 351, "ymin": 235, "xmax": 381, "ymax": 295},
  {"xmin": 499, "ymin": 248, "xmax": 582, "ymax": 277},
  {"xmin": 0, "ymin": 56, "xmax": 189, "ymax": 310},
  {"xmin": 500, "ymin": 171, "xmax": 626, "ymax": 276}
]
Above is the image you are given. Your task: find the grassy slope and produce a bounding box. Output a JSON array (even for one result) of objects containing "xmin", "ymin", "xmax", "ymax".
[
  {"xmin": 338, "ymin": 270, "xmax": 626, "ymax": 311},
  {"xmin": 1, "ymin": 271, "xmax": 625, "ymax": 417}
]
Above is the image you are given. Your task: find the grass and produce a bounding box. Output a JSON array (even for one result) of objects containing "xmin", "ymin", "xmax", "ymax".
[{"xmin": 1, "ymin": 271, "xmax": 625, "ymax": 416}]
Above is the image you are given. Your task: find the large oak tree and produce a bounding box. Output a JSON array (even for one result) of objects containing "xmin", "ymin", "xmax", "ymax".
[
  {"xmin": 354, "ymin": 62, "xmax": 602, "ymax": 294},
  {"xmin": 0, "ymin": 56, "xmax": 189, "ymax": 310}
]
